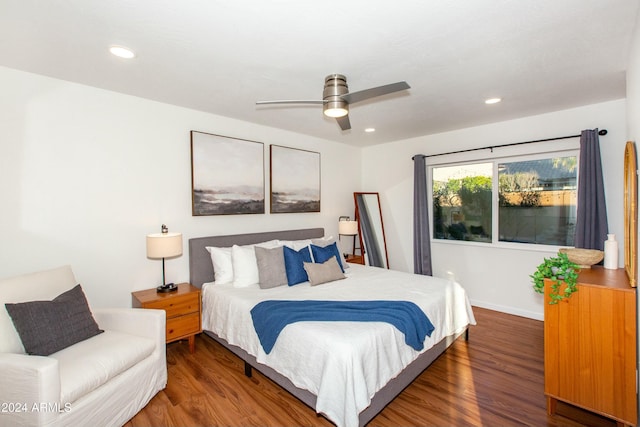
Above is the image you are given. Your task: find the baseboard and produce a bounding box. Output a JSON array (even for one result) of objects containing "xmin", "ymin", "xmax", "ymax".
[{"xmin": 470, "ymin": 299, "xmax": 543, "ymax": 321}]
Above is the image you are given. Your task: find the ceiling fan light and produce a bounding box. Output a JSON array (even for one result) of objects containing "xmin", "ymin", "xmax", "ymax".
[
  {"xmin": 324, "ymin": 106, "xmax": 348, "ymax": 118},
  {"xmin": 323, "ymin": 74, "xmax": 349, "ymax": 118},
  {"xmin": 109, "ymin": 45, "xmax": 135, "ymax": 59}
]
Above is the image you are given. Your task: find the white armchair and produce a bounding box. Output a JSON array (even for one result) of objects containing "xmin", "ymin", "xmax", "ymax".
[{"xmin": 0, "ymin": 266, "xmax": 167, "ymax": 427}]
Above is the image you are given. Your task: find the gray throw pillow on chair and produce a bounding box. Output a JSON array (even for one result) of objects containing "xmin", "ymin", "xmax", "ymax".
[{"xmin": 5, "ymin": 284, "xmax": 103, "ymax": 356}]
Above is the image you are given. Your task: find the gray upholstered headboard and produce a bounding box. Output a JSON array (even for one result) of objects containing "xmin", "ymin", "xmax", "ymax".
[{"xmin": 188, "ymin": 228, "xmax": 325, "ymax": 288}]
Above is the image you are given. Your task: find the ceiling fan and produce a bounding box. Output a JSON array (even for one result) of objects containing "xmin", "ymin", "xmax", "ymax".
[{"xmin": 256, "ymin": 74, "xmax": 410, "ymax": 131}]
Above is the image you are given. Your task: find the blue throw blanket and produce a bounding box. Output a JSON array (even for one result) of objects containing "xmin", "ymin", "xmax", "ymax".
[{"xmin": 250, "ymin": 300, "xmax": 435, "ymax": 354}]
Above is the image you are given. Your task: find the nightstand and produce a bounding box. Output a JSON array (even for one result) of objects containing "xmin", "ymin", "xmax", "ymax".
[
  {"xmin": 345, "ymin": 254, "xmax": 364, "ymax": 265},
  {"xmin": 131, "ymin": 283, "xmax": 202, "ymax": 353}
]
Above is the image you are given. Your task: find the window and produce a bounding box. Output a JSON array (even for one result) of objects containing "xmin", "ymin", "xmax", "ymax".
[
  {"xmin": 431, "ymin": 153, "xmax": 577, "ymax": 247},
  {"xmin": 498, "ymin": 157, "xmax": 576, "ymax": 245},
  {"xmin": 433, "ymin": 163, "xmax": 492, "ymax": 243}
]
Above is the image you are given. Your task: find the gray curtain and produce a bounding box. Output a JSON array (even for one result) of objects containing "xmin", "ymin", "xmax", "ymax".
[
  {"xmin": 413, "ymin": 155, "xmax": 432, "ymax": 275},
  {"xmin": 574, "ymin": 129, "xmax": 609, "ymax": 250}
]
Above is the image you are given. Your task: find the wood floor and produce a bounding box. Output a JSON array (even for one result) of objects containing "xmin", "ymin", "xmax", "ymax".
[{"xmin": 125, "ymin": 307, "xmax": 616, "ymax": 427}]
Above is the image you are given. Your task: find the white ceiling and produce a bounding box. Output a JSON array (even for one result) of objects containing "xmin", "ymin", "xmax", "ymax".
[{"xmin": 0, "ymin": 0, "xmax": 638, "ymax": 146}]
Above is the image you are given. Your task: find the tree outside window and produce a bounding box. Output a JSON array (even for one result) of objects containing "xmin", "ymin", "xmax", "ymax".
[
  {"xmin": 432, "ymin": 163, "xmax": 492, "ymax": 243},
  {"xmin": 431, "ymin": 154, "xmax": 577, "ymax": 246}
]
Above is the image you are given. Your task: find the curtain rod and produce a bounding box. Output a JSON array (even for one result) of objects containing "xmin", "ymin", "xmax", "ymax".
[{"xmin": 412, "ymin": 129, "xmax": 608, "ymax": 160}]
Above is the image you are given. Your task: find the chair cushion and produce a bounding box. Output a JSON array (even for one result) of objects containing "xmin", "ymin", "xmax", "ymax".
[
  {"xmin": 5, "ymin": 284, "xmax": 103, "ymax": 356},
  {"xmin": 51, "ymin": 330, "xmax": 155, "ymax": 404}
]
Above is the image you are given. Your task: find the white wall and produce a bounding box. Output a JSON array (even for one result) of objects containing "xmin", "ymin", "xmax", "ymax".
[
  {"xmin": 0, "ymin": 66, "xmax": 361, "ymax": 308},
  {"xmin": 629, "ymin": 7, "xmax": 640, "ymax": 143},
  {"xmin": 362, "ymin": 100, "xmax": 627, "ymax": 319},
  {"xmin": 0, "ymin": 62, "xmax": 633, "ymax": 321},
  {"xmin": 626, "ymin": 6, "xmax": 640, "ymax": 416}
]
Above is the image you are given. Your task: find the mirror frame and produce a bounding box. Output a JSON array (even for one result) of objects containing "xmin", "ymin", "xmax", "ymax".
[
  {"xmin": 354, "ymin": 192, "xmax": 390, "ymax": 269},
  {"xmin": 624, "ymin": 141, "xmax": 637, "ymax": 287}
]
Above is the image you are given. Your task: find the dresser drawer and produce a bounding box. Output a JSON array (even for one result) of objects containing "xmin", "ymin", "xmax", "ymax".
[
  {"xmin": 146, "ymin": 294, "xmax": 200, "ymax": 318},
  {"xmin": 166, "ymin": 312, "xmax": 200, "ymax": 342}
]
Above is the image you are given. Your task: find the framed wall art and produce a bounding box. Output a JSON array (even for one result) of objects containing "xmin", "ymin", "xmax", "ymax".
[
  {"xmin": 270, "ymin": 145, "xmax": 320, "ymax": 213},
  {"xmin": 190, "ymin": 131, "xmax": 264, "ymax": 216}
]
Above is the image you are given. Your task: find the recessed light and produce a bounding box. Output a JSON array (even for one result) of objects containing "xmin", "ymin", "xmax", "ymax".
[
  {"xmin": 109, "ymin": 45, "xmax": 135, "ymax": 59},
  {"xmin": 364, "ymin": 128, "xmax": 376, "ymax": 133},
  {"xmin": 485, "ymin": 97, "xmax": 502, "ymax": 105}
]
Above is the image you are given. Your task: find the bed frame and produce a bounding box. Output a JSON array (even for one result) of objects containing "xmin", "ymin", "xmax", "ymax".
[{"xmin": 189, "ymin": 228, "xmax": 467, "ymax": 427}]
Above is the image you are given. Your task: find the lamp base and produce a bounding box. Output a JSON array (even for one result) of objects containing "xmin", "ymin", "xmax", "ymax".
[{"xmin": 156, "ymin": 283, "xmax": 178, "ymax": 293}]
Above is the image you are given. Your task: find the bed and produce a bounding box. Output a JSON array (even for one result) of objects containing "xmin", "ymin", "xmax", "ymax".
[{"xmin": 189, "ymin": 228, "xmax": 475, "ymax": 427}]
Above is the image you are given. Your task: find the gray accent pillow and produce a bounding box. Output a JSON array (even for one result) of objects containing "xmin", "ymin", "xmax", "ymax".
[
  {"xmin": 303, "ymin": 257, "xmax": 346, "ymax": 286},
  {"xmin": 255, "ymin": 246, "xmax": 288, "ymax": 289},
  {"xmin": 5, "ymin": 284, "xmax": 103, "ymax": 356}
]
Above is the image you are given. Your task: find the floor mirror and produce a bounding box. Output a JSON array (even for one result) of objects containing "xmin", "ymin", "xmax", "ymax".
[
  {"xmin": 354, "ymin": 192, "xmax": 389, "ymax": 268},
  {"xmin": 624, "ymin": 141, "xmax": 637, "ymax": 287}
]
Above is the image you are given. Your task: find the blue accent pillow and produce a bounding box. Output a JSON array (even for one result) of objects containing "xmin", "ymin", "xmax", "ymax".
[
  {"xmin": 283, "ymin": 245, "xmax": 313, "ymax": 285},
  {"xmin": 311, "ymin": 242, "xmax": 345, "ymax": 272}
]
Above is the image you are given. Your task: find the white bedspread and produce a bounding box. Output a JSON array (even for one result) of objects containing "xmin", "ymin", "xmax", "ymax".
[{"xmin": 202, "ymin": 264, "xmax": 475, "ymax": 427}]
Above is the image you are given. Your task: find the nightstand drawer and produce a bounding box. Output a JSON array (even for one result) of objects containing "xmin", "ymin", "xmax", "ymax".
[
  {"xmin": 145, "ymin": 295, "xmax": 199, "ymax": 318},
  {"xmin": 166, "ymin": 312, "xmax": 200, "ymax": 341}
]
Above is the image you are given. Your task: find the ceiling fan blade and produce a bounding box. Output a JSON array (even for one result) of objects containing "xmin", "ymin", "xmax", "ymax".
[
  {"xmin": 341, "ymin": 81, "xmax": 410, "ymax": 104},
  {"xmin": 336, "ymin": 115, "xmax": 351, "ymax": 131},
  {"xmin": 256, "ymin": 100, "xmax": 324, "ymax": 105}
]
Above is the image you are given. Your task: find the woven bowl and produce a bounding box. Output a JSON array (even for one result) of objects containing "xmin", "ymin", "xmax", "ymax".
[{"xmin": 559, "ymin": 248, "xmax": 604, "ymax": 268}]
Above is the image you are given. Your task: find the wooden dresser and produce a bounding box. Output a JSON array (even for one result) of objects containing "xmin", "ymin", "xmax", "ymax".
[
  {"xmin": 544, "ymin": 267, "xmax": 637, "ymax": 426},
  {"xmin": 131, "ymin": 283, "xmax": 202, "ymax": 353}
]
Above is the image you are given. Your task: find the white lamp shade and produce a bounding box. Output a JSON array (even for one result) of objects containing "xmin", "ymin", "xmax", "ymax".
[
  {"xmin": 146, "ymin": 232, "xmax": 183, "ymax": 258},
  {"xmin": 338, "ymin": 220, "xmax": 358, "ymax": 236}
]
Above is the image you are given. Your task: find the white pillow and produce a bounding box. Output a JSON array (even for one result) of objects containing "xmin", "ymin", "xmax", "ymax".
[
  {"xmin": 205, "ymin": 246, "xmax": 233, "ymax": 285},
  {"xmin": 280, "ymin": 239, "xmax": 313, "ymax": 261},
  {"xmin": 206, "ymin": 240, "xmax": 279, "ymax": 286},
  {"xmin": 256, "ymin": 239, "xmax": 281, "ymax": 249},
  {"xmin": 311, "ymin": 235, "xmax": 335, "ymax": 246},
  {"xmin": 279, "ymin": 239, "xmax": 312, "ymax": 251},
  {"xmin": 231, "ymin": 244, "xmax": 260, "ymax": 287}
]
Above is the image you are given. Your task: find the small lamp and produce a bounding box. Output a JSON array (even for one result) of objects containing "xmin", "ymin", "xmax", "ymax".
[
  {"xmin": 338, "ymin": 216, "xmax": 359, "ymax": 257},
  {"xmin": 338, "ymin": 216, "xmax": 358, "ymax": 236},
  {"xmin": 146, "ymin": 224, "xmax": 182, "ymax": 293}
]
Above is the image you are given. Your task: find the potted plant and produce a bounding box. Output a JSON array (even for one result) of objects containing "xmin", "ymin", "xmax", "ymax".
[{"xmin": 531, "ymin": 252, "xmax": 579, "ymax": 304}]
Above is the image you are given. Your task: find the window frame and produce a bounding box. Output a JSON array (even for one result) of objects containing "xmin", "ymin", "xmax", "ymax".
[{"xmin": 427, "ymin": 148, "xmax": 580, "ymax": 252}]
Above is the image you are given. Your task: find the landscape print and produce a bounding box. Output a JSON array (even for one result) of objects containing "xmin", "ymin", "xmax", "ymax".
[
  {"xmin": 191, "ymin": 131, "xmax": 264, "ymax": 215},
  {"xmin": 270, "ymin": 145, "xmax": 320, "ymax": 213}
]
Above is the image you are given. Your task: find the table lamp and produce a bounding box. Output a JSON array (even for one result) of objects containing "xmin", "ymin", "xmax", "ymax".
[
  {"xmin": 338, "ymin": 216, "xmax": 359, "ymax": 256},
  {"xmin": 146, "ymin": 224, "xmax": 182, "ymax": 293},
  {"xmin": 338, "ymin": 216, "xmax": 358, "ymax": 236}
]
